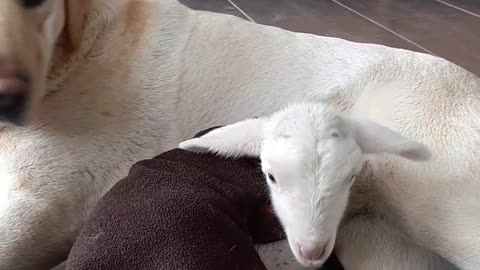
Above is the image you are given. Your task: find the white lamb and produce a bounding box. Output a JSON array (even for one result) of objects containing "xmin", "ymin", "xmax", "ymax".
[{"xmin": 179, "ymin": 102, "xmax": 462, "ymax": 270}]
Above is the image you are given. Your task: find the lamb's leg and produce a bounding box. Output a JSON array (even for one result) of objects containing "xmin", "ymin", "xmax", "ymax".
[
  {"xmin": 0, "ymin": 195, "xmax": 75, "ymax": 270},
  {"xmin": 256, "ymin": 240, "xmax": 315, "ymax": 270},
  {"xmin": 335, "ymin": 217, "xmax": 458, "ymax": 270}
]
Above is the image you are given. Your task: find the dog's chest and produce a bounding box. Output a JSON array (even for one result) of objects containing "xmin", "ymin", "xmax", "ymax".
[{"xmin": 0, "ymin": 150, "xmax": 14, "ymax": 217}]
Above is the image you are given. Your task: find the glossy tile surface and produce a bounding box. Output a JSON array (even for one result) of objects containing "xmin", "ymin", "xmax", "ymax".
[
  {"xmin": 179, "ymin": 0, "xmax": 247, "ymax": 19},
  {"xmin": 230, "ymin": 0, "xmax": 424, "ymax": 51},
  {"xmin": 439, "ymin": 0, "xmax": 480, "ymax": 14},
  {"xmin": 335, "ymin": 0, "xmax": 480, "ymax": 74}
]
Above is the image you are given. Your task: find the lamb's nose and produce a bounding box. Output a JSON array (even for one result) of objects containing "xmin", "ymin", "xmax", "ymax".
[
  {"xmin": 0, "ymin": 66, "xmax": 29, "ymax": 125},
  {"xmin": 299, "ymin": 245, "xmax": 325, "ymax": 261}
]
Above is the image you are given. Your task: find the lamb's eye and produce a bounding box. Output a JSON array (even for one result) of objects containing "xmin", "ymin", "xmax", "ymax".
[
  {"xmin": 22, "ymin": 0, "xmax": 46, "ymax": 8},
  {"xmin": 267, "ymin": 173, "xmax": 277, "ymax": 184}
]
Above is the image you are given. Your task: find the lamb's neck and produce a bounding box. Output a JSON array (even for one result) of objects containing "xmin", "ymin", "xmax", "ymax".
[
  {"xmin": 342, "ymin": 160, "xmax": 407, "ymax": 235},
  {"xmin": 343, "ymin": 161, "xmax": 384, "ymax": 221}
]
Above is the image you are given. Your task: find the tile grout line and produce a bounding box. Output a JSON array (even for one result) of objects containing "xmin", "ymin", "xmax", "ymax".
[
  {"xmin": 226, "ymin": 0, "xmax": 256, "ymax": 23},
  {"xmin": 435, "ymin": 0, "xmax": 480, "ymax": 18},
  {"xmin": 331, "ymin": 0, "xmax": 437, "ymax": 55}
]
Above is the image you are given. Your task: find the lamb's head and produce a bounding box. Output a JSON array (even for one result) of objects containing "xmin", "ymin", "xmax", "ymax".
[{"xmin": 179, "ymin": 102, "xmax": 430, "ymax": 267}]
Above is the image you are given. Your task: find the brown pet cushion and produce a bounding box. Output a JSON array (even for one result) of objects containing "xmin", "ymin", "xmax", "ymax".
[{"xmin": 66, "ymin": 127, "xmax": 344, "ymax": 270}]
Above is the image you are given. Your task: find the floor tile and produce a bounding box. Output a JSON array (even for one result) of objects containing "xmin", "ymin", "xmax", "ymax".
[
  {"xmin": 230, "ymin": 0, "xmax": 423, "ymax": 52},
  {"xmin": 437, "ymin": 0, "xmax": 480, "ymax": 15},
  {"xmin": 179, "ymin": 0, "xmax": 247, "ymax": 19},
  {"xmin": 335, "ymin": 0, "xmax": 480, "ymax": 75}
]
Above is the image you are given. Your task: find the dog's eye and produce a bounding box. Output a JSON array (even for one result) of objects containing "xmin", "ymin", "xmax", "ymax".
[
  {"xmin": 267, "ymin": 173, "xmax": 277, "ymax": 184},
  {"xmin": 21, "ymin": 0, "xmax": 46, "ymax": 8}
]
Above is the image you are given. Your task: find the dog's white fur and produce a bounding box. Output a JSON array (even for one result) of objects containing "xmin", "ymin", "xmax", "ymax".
[
  {"xmin": 0, "ymin": 0, "xmax": 479, "ymax": 269},
  {"xmin": 179, "ymin": 102, "xmax": 454, "ymax": 269}
]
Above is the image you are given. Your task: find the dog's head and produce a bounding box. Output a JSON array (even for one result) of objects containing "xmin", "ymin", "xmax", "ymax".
[{"xmin": 0, "ymin": 0, "xmax": 91, "ymax": 126}]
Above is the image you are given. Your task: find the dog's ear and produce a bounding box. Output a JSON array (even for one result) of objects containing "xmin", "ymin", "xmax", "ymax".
[{"xmin": 64, "ymin": 0, "xmax": 92, "ymax": 50}]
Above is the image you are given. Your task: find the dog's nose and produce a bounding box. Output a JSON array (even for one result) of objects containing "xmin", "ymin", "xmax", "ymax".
[{"xmin": 0, "ymin": 67, "xmax": 29, "ymax": 125}]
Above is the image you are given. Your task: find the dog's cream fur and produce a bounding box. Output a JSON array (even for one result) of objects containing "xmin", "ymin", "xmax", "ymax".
[{"xmin": 0, "ymin": 0, "xmax": 479, "ymax": 269}]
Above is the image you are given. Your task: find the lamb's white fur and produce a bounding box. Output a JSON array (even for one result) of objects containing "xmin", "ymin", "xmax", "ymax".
[
  {"xmin": 0, "ymin": 1, "xmax": 480, "ymax": 269},
  {"xmin": 180, "ymin": 102, "xmax": 453, "ymax": 269}
]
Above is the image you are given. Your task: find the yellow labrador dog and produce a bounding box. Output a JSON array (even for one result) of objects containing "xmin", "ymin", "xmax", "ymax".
[{"xmin": 0, "ymin": 0, "xmax": 479, "ymax": 270}]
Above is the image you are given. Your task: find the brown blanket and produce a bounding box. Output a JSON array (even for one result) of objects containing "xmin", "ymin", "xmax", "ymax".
[{"xmin": 66, "ymin": 128, "xmax": 344, "ymax": 270}]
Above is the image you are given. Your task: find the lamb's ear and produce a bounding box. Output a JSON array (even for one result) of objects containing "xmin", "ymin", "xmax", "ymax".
[
  {"xmin": 179, "ymin": 118, "xmax": 265, "ymax": 158},
  {"xmin": 346, "ymin": 118, "xmax": 431, "ymax": 161}
]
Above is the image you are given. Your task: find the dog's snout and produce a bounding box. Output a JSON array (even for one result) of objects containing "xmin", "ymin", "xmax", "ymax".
[{"xmin": 0, "ymin": 62, "xmax": 30, "ymax": 125}]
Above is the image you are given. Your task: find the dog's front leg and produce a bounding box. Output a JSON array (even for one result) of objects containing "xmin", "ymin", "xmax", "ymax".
[{"xmin": 0, "ymin": 194, "xmax": 75, "ymax": 270}]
